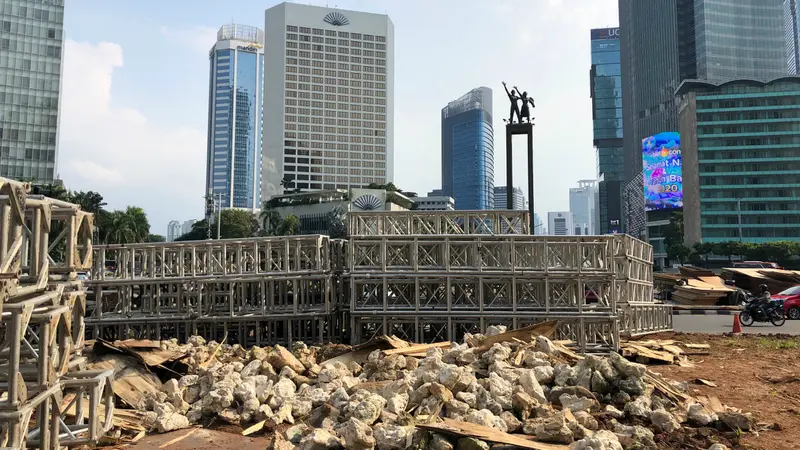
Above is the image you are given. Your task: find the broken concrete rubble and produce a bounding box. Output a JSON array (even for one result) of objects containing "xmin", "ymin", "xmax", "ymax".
[{"xmin": 129, "ymin": 333, "xmax": 757, "ymax": 450}]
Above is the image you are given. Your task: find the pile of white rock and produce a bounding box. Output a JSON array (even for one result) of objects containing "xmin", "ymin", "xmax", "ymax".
[{"xmin": 137, "ymin": 329, "xmax": 749, "ymax": 450}]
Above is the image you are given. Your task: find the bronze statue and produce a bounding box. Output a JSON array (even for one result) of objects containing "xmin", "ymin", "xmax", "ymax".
[
  {"xmin": 515, "ymin": 86, "xmax": 535, "ymax": 123},
  {"xmin": 502, "ymin": 81, "xmax": 521, "ymax": 123},
  {"xmin": 503, "ymin": 81, "xmax": 535, "ymax": 124}
]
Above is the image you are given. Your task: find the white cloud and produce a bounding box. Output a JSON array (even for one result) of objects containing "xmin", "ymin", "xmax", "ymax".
[
  {"xmin": 160, "ymin": 25, "xmax": 217, "ymax": 54},
  {"xmin": 58, "ymin": 40, "xmax": 206, "ymax": 235}
]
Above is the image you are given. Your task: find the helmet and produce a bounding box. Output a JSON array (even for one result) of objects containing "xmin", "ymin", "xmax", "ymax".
[{"xmin": 759, "ymin": 284, "xmax": 768, "ymax": 292}]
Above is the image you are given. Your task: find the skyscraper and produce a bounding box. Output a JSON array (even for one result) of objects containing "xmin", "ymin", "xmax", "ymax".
[
  {"xmin": 619, "ymin": 0, "xmax": 789, "ymax": 234},
  {"xmin": 590, "ymin": 27, "xmax": 624, "ymax": 234},
  {"xmin": 548, "ymin": 212, "xmax": 574, "ymax": 236},
  {"xmin": 205, "ymin": 24, "xmax": 264, "ymax": 211},
  {"xmin": 0, "ymin": 1, "xmax": 65, "ymax": 182},
  {"xmin": 262, "ymin": 3, "xmax": 394, "ymax": 200},
  {"xmin": 440, "ymin": 87, "xmax": 494, "ymax": 210},
  {"xmin": 493, "ymin": 186, "xmax": 523, "ymax": 210},
  {"xmin": 694, "ymin": 0, "xmax": 787, "ymax": 82},
  {"xmin": 569, "ymin": 180, "xmax": 597, "ymax": 235}
]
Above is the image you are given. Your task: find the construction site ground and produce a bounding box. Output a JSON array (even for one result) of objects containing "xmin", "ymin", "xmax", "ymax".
[
  {"xmin": 650, "ymin": 332, "xmax": 800, "ymax": 450},
  {"xmin": 98, "ymin": 332, "xmax": 800, "ymax": 450}
]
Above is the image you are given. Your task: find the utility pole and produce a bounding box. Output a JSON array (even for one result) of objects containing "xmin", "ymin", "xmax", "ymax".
[{"xmin": 216, "ymin": 193, "xmax": 222, "ymax": 240}]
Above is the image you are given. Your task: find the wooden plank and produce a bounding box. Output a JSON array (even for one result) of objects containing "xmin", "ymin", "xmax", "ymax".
[
  {"xmin": 383, "ymin": 342, "xmax": 451, "ymax": 357},
  {"xmin": 684, "ymin": 343, "xmax": 711, "ymax": 349},
  {"xmin": 86, "ymin": 354, "xmax": 161, "ymax": 409},
  {"xmin": 159, "ymin": 428, "xmax": 198, "ymax": 448},
  {"xmin": 417, "ymin": 418, "xmax": 569, "ymax": 450},
  {"xmin": 476, "ymin": 321, "xmax": 560, "ymax": 351}
]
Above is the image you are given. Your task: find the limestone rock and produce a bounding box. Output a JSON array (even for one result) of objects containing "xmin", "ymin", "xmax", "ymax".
[
  {"xmin": 269, "ymin": 430, "xmax": 296, "ymax": 450},
  {"xmin": 430, "ymin": 433, "xmax": 454, "ymax": 450},
  {"xmin": 456, "ymin": 437, "xmax": 490, "ymax": 450},
  {"xmin": 569, "ymin": 430, "xmax": 623, "ymax": 450},
  {"xmin": 518, "ymin": 369, "xmax": 547, "ymax": 404},
  {"xmin": 286, "ymin": 424, "xmax": 310, "ymax": 444},
  {"xmin": 533, "ymin": 411, "xmax": 574, "ymax": 444},
  {"xmin": 373, "ymin": 423, "xmax": 412, "ymax": 450},
  {"xmin": 499, "ymin": 410, "xmax": 522, "ymax": 433},
  {"xmin": 154, "ymin": 410, "xmax": 190, "ymax": 433},
  {"xmin": 298, "ymin": 428, "xmax": 342, "ymax": 450},
  {"xmin": 719, "ymin": 411, "xmax": 754, "ymax": 431},
  {"xmin": 573, "ymin": 411, "xmax": 598, "ymax": 431},
  {"xmin": 687, "ymin": 403, "xmax": 717, "ymax": 426},
  {"xmin": 269, "ymin": 345, "xmax": 306, "ymax": 374},
  {"xmin": 338, "ymin": 417, "xmax": 376, "ymax": 450},
  {"xmin": 344, "ymin": 389, "xmax": 386, "ymax": 425},
  {"xmin": 650, "ymin": 409, "xmax": 681, "ymax": 433},
  {"xmin": 707, "ymin": 444, "xmax": 728, "ymax": 450},
  {"xmin": 559, "ymin": 393, "xmax": 598, "ymax": 413}
]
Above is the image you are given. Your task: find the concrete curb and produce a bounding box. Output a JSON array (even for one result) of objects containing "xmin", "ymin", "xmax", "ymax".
[{"xmin": 672, "ymin": 309, "xmax": 740, "ymax": 316}]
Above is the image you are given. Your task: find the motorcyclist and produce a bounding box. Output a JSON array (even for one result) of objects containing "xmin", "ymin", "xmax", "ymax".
[{"xmin": 752, "ymin": 284, "xmax": 771, "ymax": 318}]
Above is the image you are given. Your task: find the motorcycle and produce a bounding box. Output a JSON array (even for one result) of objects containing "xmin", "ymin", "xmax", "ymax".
[{"xmin": 739, "ymin": 297, "xmax": 786, "ymax": 327}]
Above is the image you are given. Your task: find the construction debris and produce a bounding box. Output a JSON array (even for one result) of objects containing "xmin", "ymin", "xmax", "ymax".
[{"xmin": 89, "ymin": 325, "xmax": 753, "ymax": 449}]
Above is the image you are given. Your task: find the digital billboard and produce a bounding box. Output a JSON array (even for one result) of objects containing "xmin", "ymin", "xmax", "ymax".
[{"xmin": 642, "ymin": 132, "xmax": 682, "ymax": 211}]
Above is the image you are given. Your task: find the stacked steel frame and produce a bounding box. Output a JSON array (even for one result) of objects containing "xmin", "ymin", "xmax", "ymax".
[
  {"xmin": 85, "ymin": 209, "xmax": 671, "ymax": 353},
  {"xmin": 0, "ymin": 177, "xmax": 114, "ymax": 449},
  {"xmin": 85, "ymin": 236, "xmax": 347, "ymax": 346},
  {"xmin": 348, "ymin": 211, "xmax": 672, "ymax": 352}
]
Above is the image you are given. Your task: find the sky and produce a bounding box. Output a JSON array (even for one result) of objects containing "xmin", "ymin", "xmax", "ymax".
[{"xmin": 57, "ymin": 0, "xmax": 620, "ymax": 235}]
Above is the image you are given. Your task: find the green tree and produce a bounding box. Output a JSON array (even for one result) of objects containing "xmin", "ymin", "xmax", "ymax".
[
  {"xmin": 259, "ymin": 203, "xmax": 282, "ymax": 236},
  {"xmin": 69, "ymin": 190, "xmax": 107, "ymax": 214},
  {"xmin": 146, "ymin": 234, "xmax": 166, "ymax": 242},
  {"xmin": 105, "ymin": 206, "xmax": 151, "ymax": 244},
  {"xmin": 176, "ymin": 209, "xmax": 257, "ymax": 241},
  {"xmin": 662, "ymin": 212, "xmax": 690, "ymax": 264},
  {"xmin": 326, "ymin": 206, "xmax": 348, "ymax": 239},
  {"xmin": 278, "ymin": 215, "xmax": 301, "ymax": 236}
]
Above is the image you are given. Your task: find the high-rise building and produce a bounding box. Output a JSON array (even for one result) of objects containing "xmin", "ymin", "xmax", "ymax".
[
  {"xmin": 569, "ymin": 180, "xmax": 597, "ymax": 235},
  {"xmin": 205, "ymin": 24, "xmax": 264, "ymax": 212},
  {"xmin": 590, "ymin": 27, "xmax": 624, "ymax": 234},
  {"xmin": 167, "ymin": 221, "xmax": 182, "ymax": 242},
  {"xmin": 678, "ymin": 77, "xmax": 800, "ymax": 244},
  {"xmin": 262, "ymin": 3, "xmax": 394, "ymax": 200},
  {"xmin": 441, "ymin": 87, "xmax": 494, "ymax": 210},
  {"xmin": 548, "ymin": 211, "xmax": 574, "ymax": 236},
  {"xmin": 533, "ymin": 213, "xmax": 545, "ymax": 235},
  {"xmin": 619, "ymin": 0, "xmax": 789, "ymax": 236},
  {"xmin": 695, "ymin": 0, "xmax": 787, "ymax": 82},
  {"xmin": 413, "ymin": 195, "xmax": 454, "ymax": 211},
  {"xmin": 493, "ymin": 186, "xmax": 523, "ymax": 210},
  {"xmin": 0, "ymin": 1, "xmax": 64, "ymax": 182},
  {"xmin": 182, "ymin": 219, "xmax": 197, "ymax": 235}
]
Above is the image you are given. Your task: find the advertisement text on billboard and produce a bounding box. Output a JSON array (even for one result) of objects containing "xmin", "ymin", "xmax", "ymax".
[{"xmin": 642, "ymin": 132, "xmax": 682, "ymax": 212}]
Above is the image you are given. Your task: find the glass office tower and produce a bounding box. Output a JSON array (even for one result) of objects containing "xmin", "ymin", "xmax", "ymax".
[
  {"xmin": 695, "ymin": 0, "xmax": 787, "ymax": 82},
  {"xmin": 786, "ymin": 0, "xmax": 800, "ymax": 74},
  {"xmin": 590, "ymin": 27, "xmax": 624, "ymax": 234},
  {"xmin": 440, "ymin": 87, "xmax": 494, "ymax": 210},
  {"xmin": 205, "ymin": 24, "xmax": 264, "ymax": 211},
  {"xmin": 0, "ymin": 1, "xmax": 65, "ymax": 182}
]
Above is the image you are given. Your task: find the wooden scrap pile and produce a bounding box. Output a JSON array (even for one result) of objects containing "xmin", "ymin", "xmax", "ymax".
[
  {"xmin": 620, "ymin": 338, "xmax": 711, "ymax": 366},
  {"xmin": 658, "ymin": 266, "xmax": 736, "ymax": 306},
  {"xmin": 722, "ymin": 267, "xmax": 800, "ymax": 294}
]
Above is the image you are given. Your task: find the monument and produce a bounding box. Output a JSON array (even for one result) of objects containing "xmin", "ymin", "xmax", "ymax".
[{"xmin": 502, "ymin": 81, "xmax": 535, "ymax": 233}]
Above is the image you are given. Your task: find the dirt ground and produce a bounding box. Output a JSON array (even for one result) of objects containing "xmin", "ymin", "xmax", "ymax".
[
  {"xmin": 102, "ymin": 333, "xmax": 800, "ymax": 450},
  {"xmin": 645, "ymin": 332, "xmax": 800, "ymax": 450}
]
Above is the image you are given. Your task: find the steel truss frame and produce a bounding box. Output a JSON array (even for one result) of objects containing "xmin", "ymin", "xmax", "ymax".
[
  {"xmin": 0, "ymin": 176, "xmax": 111, "ymax": 449},
  {"xmin": 349, "ymin": 210, "xmax": 530, "ymax": 236}
]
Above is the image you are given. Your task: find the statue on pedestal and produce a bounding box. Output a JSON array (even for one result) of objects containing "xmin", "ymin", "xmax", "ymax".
[{"xmin": 503, "ymin": 81, "xmax": 535, "ymax": 124}]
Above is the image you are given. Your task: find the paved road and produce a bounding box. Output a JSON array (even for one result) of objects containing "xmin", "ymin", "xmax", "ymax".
[{"xmin": 673, "ymin": 314, "xmax": 800, "ymax": 335}]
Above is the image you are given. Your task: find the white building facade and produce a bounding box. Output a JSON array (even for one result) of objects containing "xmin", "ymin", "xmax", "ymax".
[
  {"xmin": 548, "ymin": 211, "xmax": 574, "ymax": 236},
  {"xmin": 413, "ymin": 195, "xmax": 455, "ymax": 211},
  {"xmin": 569, "ymin": 179, "xmax": 597, "ymax": 235},
  {"xmin": 262, "ymin": 3, "xmax": 395, "ymax": 200}
]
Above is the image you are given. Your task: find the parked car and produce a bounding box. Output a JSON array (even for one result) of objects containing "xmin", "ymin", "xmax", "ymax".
[
  {"xmin": 771, "ymin": 285, "xmax": 800, "ymax": 320},
  {"xmin": 732, "ymin": 261, "xmax": 783, "ymax": 269}
]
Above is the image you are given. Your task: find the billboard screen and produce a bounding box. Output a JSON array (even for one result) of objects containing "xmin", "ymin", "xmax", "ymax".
[
  {"xmin": 591, "ymin": 28, "xmax": 620, "ymax": 40},
  {"xmin": 642, "ymin": 132, "xmax": 682, "ymax": 211}
]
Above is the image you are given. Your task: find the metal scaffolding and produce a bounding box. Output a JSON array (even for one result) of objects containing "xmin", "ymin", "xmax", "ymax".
[
  {"xmin": 85, "ymin": 210, "xmax": 671, "ymax": 353},
  {"xmin": 0, "ymin": 177, "xmax": 113, "ymax": 449}
]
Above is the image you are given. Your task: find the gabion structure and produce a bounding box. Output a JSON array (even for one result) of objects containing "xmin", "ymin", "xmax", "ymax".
[
  {"xmin": 0, "ymin": 177, "xmax": 114, "ymax": 449},
  {"xmin": 85, "ymin": 210, "xmax": 671, "ymax": 353}
]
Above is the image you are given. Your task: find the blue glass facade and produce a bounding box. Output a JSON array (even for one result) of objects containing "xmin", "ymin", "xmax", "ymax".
[
  {"xmin": 441, "ymin": 88, "xmax": 494, "ymax": 210},
  {"xmin": 591, "ymin": 28, "xmax": 624, "ymax": 234},
  {"xmin": 205, "ymin": 25, "xmax": 264, "ymax": 210}
]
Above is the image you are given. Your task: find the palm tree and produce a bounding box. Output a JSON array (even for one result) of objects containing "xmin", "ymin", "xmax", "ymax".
[
  {"xmin": 278, "ymin": 215, "xmax": 301, "ymax": 236},
  {"xmin": 70, "ymin": 191, "xmax": 107, "ymax": 214},
  {"xmin": 104, "ymin": 207, "xmax": 151, "ymax": 244},
  {"xmin": 259, "ymin": 202, "xmax": 281, "ymax": 236}
]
